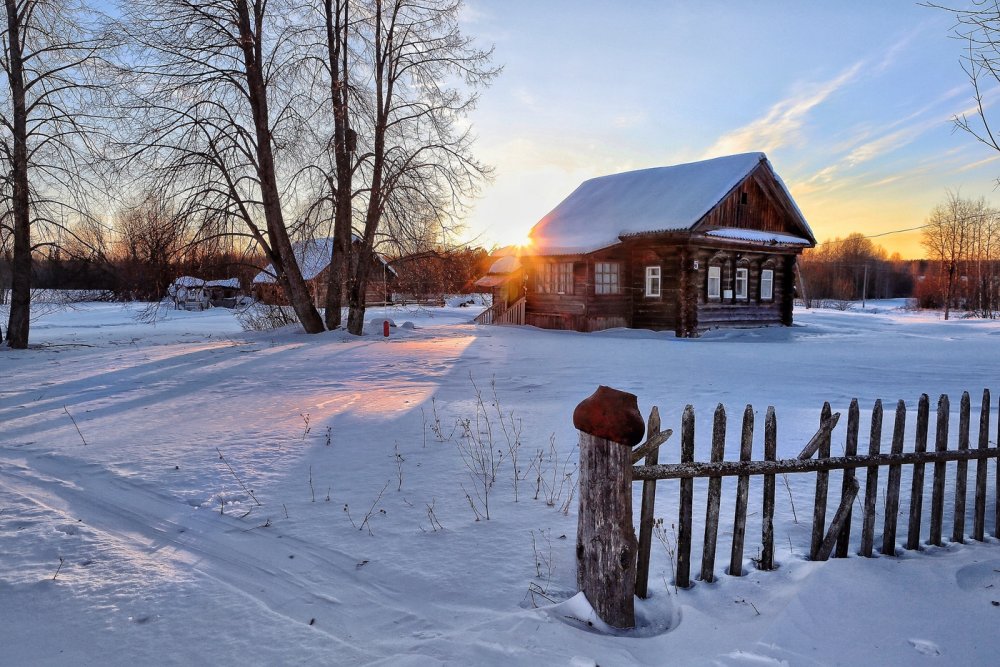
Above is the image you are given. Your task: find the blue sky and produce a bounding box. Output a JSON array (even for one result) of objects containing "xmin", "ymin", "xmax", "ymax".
[{"xmin": 459, "ymin": 1, "xmax": 999, "ymax": 258}]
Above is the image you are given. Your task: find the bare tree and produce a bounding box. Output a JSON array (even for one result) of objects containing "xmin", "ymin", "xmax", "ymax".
[
  {"xmin": 321, "ymin": 0, "xmax": 499, "ymax": 335},
  {"xmin": 115, "ymin": 0, "xmax": 326, "ymax": 333},
  {"xmin": 922, "ymin": 192, "xmax": 988, "ymax": 319},
  {"xmin": 1, "ymin": 0, "xmax": 107, "ymax": 347}
]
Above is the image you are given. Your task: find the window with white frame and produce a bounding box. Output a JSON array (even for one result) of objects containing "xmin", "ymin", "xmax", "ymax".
[
  {"xmin": 594, "ymin": 262, "xmax": 621, "ymax": 294},
  {"xmin": 735, "ymin": 267, "xmax": 749, "ymax": 300},
  {"xmin": 537, "ymin": 262, "xmax": 573, "ymax": 294},
  {"xmin": 760, "ymin": 268, "xmax": 774, "ymax": 300},
  {"xmin": 645, "ymin": 266, "xmax": 661, "ymax": 297},
  {"xmin": 707, "ymin": 265, "xmax": 721, "ymax": 299}
]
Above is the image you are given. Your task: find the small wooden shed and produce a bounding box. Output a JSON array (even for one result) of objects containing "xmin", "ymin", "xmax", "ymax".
[
  {"xmin": 482, "ymin": 152, "xmax": 816, "ymax": 336},
  {"xmin": 252, "ymin": 237, "xmax": 396, "ymax": 308}
]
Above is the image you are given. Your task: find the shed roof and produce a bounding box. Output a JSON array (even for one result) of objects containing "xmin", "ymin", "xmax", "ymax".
[
  {"xmin": 252, "ymin": 237, "xmax": 395, "ymax": 284},
  {"xmin": 526, "ymin": 152, "xmax": 814, "ymax": 255}
]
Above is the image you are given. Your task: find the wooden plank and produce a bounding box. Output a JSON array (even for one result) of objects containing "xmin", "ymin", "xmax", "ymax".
[
  {"xmin": 996, "ymin": 390, "xmax": 1000, "ymax": 540},
  {"xmin": 631, "ymin": 429, "xmax": 673, "ymax": 464},
  {"xmin": 635, "ymin": 407, "xmax": 661, "ymax": 599},
  {"xmin": 633, "ymin": 445, "xmax": 1000, "ymax": 480},
  {"xmin": 952, "ymin": 391, "xmax": 971, "ymax": 544},
  {"xmin": 676, "ymin": 405, "xmax": 695, "ymax": 589},
  {"xmin": 973, "ymin": 389, "xmax": 990, "ymax": 542},
  {"xmin": 836, "ymin": 399, "xmax": 860, "ymax": 558},
  {"xmin": 798, "ymin": 411, "xmax": 842, "ymax": 460},
  {"xmin": 760, "ymin": 407, "xmax": 777, "ymax": 571},
  {"xmin": 816, "ymin": 477, "xmax": 861, "ymax": 562},
  {"xmin": 929, "ymin": 395, "xmax": 950, "ymax": 547},
  {"xmin": 810, "ymin": 403, "xmax": 833, "ymax": 560},
  {"xmin": 729, "ymin": 406, "xmax": 754, "ymax": 576},
  {"xmin": 906, "ymin": 394, "xmax": 930, "ymax": 551},
  {"xmin": 699, "ymin": 405, "xmax": 726, "ymax": 583},
  {"xmin": 881, "ymin": 400, "xmax": 906, "ymax": 556},
  {"xmin": 860, "ymin": 400, "xmax": 883, "ymax": 558}
]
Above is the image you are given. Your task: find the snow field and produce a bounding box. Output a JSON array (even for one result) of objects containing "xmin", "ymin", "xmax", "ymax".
[{"xmin": 2, "ymin": 299, "xmax": 1000, "ymax": 665}]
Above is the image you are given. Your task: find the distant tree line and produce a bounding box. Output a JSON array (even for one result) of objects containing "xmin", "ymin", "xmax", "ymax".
[{"xmin": 798, "ymin": 233, "xmax": 914, "ymax": 304}]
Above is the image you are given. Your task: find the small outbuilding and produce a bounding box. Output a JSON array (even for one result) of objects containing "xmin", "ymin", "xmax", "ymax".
[
  {"xmin": 477, "ymin": 152, "xmax": 816, "ymax": 336},
  {"xmin": 252, "ymin": 237, "xmax": 396, "ymax": 308}
]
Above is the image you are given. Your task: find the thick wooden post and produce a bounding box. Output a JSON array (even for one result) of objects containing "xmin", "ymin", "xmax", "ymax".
[
  {"xmin": 574, "ymin": 386, "xmax": 645, "ymax": 630},
  {"xmin": 729, "ymin": 405, "xmax": 754, "ymax": 576},
  {"xmin": 677, "ymin": 406, "xmax": 695, "ymax": 589},
  {"xmin": 953, "ymin": 391, "xmax": 971, "ymax": 544},
  {"xmin": 929, "ymin": 395, "xmax": 949, "ymax": 547}
]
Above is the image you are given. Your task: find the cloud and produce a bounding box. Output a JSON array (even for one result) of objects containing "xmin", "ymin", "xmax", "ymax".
[
  {"xmin": 702, "ymin": 62, "xmax": 863, "ymax": 158},
  {"xmin": 612, "ymin": 110, "xmax": 648, "ymax": 129}
]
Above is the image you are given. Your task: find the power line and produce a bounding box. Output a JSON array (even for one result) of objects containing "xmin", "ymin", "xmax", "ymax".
[{"xmin": 817, "ymin": 224, "xmax": 929, "ymax": 246}]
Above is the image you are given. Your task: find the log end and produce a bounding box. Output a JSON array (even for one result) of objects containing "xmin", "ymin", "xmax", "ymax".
[{"xmin": 573, "ymin": 386, "xmax": 645, "ymax": 447}]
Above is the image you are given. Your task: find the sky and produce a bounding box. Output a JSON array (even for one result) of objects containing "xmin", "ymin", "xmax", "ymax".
[{"xmin": 457, "ymin": 1, "xmax": 1000, "ymax": 259}]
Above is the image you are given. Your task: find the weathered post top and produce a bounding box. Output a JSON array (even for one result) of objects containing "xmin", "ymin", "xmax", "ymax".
[{"xmin": 573, "ymin": 385, "xmax": 645, "ymax": 447}]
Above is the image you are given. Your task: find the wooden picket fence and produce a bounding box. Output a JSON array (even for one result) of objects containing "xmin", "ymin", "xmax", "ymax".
[{"xmin": 631, "ymin": 390, "xmax": 1000, "ymax": 597}]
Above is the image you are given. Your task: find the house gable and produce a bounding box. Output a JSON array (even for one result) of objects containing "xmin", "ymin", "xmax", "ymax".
[{"xmin": 691, "ymin": 162, "xmax": 815, "ymax": 243}]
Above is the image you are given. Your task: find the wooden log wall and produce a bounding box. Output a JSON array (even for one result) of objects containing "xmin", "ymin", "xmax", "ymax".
[{"xmin": 632, "ymin": 390, "xmax": 1000, "ymax": 596}]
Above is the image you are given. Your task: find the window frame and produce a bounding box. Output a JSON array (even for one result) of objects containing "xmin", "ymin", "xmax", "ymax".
[
  {"xmin": 644, "ymin": 265, "xmax": 661, "ymax": 297},
  {"xmin": 707, "ymin": 265, "xmax": 721, "ymax": 299},
  {"xmin": 735, "ymin": 267, "xmax": 749, "ymax": 300},
  {"xmin": 594, "ymin": 262, "xmax": 622, "ymax": 295},
  {"xmin": 760, "ymin": 268, "xmax": 774, "ymax": 301},
  {"xmin": 537, "ymin": 262, "xmax": 573, "ymax": 295}
]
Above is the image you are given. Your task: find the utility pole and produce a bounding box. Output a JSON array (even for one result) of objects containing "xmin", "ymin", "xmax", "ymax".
[{"xmin": 862, "ymin": 264, "xmax": 869, "ymax": 309}]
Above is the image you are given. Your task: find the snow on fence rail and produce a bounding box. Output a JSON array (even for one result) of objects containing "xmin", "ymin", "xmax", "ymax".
[{"xmin": 573, "ymin": 387, "xmax": 1000, "ymax": 630}]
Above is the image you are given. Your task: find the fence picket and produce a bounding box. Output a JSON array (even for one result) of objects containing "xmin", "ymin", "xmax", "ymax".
[
  {"xmin": 882, "ymin": 400, "xmax": 906, "ymax": 556},
  {"xmin": 953, "ymin": 392, "xmax": 971, "ymax": 544},
  {"xmin": 906, "ymin": 394, "xmax": 930, "ymax": 551},
  {"xmin": 860, "ymin": 400, "xmax": 883, "ymax": 557},
  {"xmin": 929, "ymin": 395, "xmax": 950, "ymax": 547},
  {"xmin": 836, "ymin": 399, "xmax": 860, "ymax": 558},
  {"xmin": 760, "ymin": 407, "xmax": 777, "ymax": 571},
  {"xmin": 974, "ymin": 390, "xmax": 990, "ymax": 542},
  {"xmin": 810, "ymin": 403, "xmax": 833, "ymax": 560},
  {"xmin": 635, "ymin": 407, "xmax": 660, "ymax": 599},
  {"xmin": 676, "ymin": 405, "xmax": 695, "ymax": 589},
  {"xmin": 729, "ymin": 406, "xmax": 754, "ymax": 576},
  {"xmin": 700, "ymin": 405, "xmax": 726, "ymax": 583}
]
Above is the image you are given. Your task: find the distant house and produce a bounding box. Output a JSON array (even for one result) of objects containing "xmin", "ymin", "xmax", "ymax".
[
  {"xmin": 477, "ymin": 152, "xmax": 816, "ymax": 336},
  {"xmin": 252, "ymin": 237, "xmax": 396, "ymax": 308}
]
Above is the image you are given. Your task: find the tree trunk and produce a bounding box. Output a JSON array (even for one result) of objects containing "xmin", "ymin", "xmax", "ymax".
[
  {"xmin": 323, "ymin": 0, "xmax": 352, "ymax": 331},
  {"xmin": 5, "ymin": 0, "xmax": 31, "ymax": 349},
  {"xmin": 236, "ymin": 0, "xmax": 324, "ymax": 334}
]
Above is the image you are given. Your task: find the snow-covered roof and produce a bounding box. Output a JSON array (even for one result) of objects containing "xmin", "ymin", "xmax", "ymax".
[
  {"xmin": 253, "ymin": 237, "xmax": 395, "ymax": 284},
  {"xmin": 703, "ymin": 228, "xmax": 812, "ymax": 246},
  {"xmin": 526, "ymin": 152, "xmax": 814, "ymax": 255},
  {"xmin": 205, "ymin": 278, "xmax": 240, "ymax": 288},
  {"xmin": 486, "ymin": 255, "xmax": 520, "ymax": 275},
  {"xmin": 172, "ymin": 276, "xmax": 204, "ymax": 288}
]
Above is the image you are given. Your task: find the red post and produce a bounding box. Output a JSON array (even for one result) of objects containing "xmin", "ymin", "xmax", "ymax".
[
  {"xmin": 574, "ymin": 385, "xmax": 644, "ymax": 629},
  {"xmin": 383, "ymin": 320, "xmax": 390, "ymax": 338}
]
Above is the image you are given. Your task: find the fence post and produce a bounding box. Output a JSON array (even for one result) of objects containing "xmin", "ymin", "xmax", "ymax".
[{"xmin": 574, "ymin": 385, "xmax": 645, "ymax": 629}]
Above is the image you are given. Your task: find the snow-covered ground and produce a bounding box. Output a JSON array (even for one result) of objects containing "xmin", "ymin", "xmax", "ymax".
[{"xmin": 2, "ymin": 300, "xmax": 999, "ymax": 665}]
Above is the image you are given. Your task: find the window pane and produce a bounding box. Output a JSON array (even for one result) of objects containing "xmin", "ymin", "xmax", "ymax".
[
  {"xmin": 761, "ymin": 269, "xmax": 774, "ymax": 300},
  {"xmin": 595, "ymin": 262, "xmax": 621, "ymax": 294},
  {"xmin": 645, "ymin": 266, "xmax": 661, "ymax": 297},
  {"xmin": 707, "ymin": 265, "xmax": 721, "ymax": 298},
  {"xmin": 736, "ymin": 268, "xmax": 748, "ymax": 299}
]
